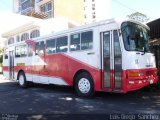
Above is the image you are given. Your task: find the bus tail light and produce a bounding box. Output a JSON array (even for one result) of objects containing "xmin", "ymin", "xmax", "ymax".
[{"xmin": 127, "ymin": 70, "xmax": 144, "ymax": 79}]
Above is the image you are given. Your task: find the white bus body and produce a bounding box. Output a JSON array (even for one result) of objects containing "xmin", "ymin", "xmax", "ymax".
[{"xmin": 3, "ymin": 19, "xmax": 158, "ymax": 97}]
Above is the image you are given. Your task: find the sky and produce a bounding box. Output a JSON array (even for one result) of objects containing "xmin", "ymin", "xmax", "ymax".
[
  {"xmin": 0, "ymin": 0, "xmax": 12, "ymax": 12},
  {"xmin": 0, "ymin": 0, "xmax": 160, "ymax": 22},
  {"xmin": 111, "ymin": 0, "xmax": 160, "ymax": 21}
]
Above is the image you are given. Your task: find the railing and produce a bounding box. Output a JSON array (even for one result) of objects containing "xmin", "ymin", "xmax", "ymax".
[{"xmin": 21, "ymin": 7, "xmax": 35, "ymax": 15}]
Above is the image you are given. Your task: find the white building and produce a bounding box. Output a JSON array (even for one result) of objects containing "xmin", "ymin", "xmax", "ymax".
[
  {"xmin": 0, "ymin": 11, "xmax": 77, "ymax": 47},
  {"xmin": 84, "ymin": 0, "xmax": 111, "ymax": 24}
]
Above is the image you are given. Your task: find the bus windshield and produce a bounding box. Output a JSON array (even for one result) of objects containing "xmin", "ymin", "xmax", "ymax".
[{"xmin": 121, "ymin": 22, "xmax": 150, "ymax": 52}]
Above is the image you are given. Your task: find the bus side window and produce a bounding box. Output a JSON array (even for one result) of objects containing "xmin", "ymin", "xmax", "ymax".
[
  {"xmin": 46, "ymin": 39, "xmax": 56, "ymax": 54},
  {"xmin": 28, "ymin": 44, "xmax": 33, "ymax": 56},
  {"xmin": 81, "ymin": 31, "xmax": 93, "ymax": 50},
  {"xmin": 36, "ymin": 41, "xmax": 44, "ymax": 55},
  {"xmin": 56, "ymin": 36, "xmax": 68, "ymax": 53},
  {"xmin": 70, "ymin": 33, "xmax": 80, "ymax": 51},
  {"xmin": 15, "ymin": 45, "xmax": 27, "ymax": 58}
]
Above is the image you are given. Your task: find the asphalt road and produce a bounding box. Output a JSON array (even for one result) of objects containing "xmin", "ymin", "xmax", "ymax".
[{"xmin": 0, "ymin": 75, "xmax": 160, "ymax": 120}]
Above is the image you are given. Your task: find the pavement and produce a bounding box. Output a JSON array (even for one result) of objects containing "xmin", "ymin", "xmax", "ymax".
[
  {"xmin": 0, "ymin": 74, "xmax": 160, "ymax": 120},
  {"xmin": 0, "ymin": 74, "xmax": 11, "ymax": 83}
]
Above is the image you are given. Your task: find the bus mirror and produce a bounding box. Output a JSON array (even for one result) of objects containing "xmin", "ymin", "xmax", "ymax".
[{"xmin": 118, "ymin": 29, "xmax": 122, "ymax": 36}]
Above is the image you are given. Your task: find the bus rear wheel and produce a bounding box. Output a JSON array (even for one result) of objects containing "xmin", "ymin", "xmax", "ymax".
[
  {"xmin": 75, "ymin": 72, "xmax": 94, "ymax": 97},
  {"xmin": 18, "ymin": 72, "xmax": 28, "ymax": 88}
]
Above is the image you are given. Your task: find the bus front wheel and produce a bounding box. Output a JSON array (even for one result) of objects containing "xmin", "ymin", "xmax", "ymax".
[
  {"xmin": 18, "ymin": 72, "xmax": 28, "ymax": 88},
  {"xmin": 75, "ymin": 72, "xmax": 94, "ymax": 97}
]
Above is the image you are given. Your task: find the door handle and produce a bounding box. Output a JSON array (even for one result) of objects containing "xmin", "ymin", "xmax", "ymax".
[{"xmin": 87, "ymin": 52, "xmax": 95, "ymax": 55}]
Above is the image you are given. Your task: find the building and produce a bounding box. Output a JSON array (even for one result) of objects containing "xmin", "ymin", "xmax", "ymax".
[
  {"xmin": 2, "ymin": 18, "xmax": 77, "ymax": 47},
  {"xmin": 0, "ymin": 11, "xmax": 38, "ymax": 48},
  {"xmin": 13, "ymin": 0, "xmax": 111, "ymax": 25},
  {"xmin": 147, "ymin": 18, "xmax": 160, "ymax": 68},
  {"xmin": 0, "ymin": 11, "xmax": 76, "ymax": 48}
]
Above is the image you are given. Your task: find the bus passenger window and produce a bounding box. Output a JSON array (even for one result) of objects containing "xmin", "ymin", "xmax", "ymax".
[
  {"xmin": 36, "ymin": 41, "xmax": 44, "ymax": 55},
  {"xmin": 28, "ymin": 44, "xmax": 33, "ymax": 56},
  {"xmin": 46, "ymin": 39, "xmax": 56, "ymax": 54},
  {"xmin": 15, "ymin": 45, "xmax": 27, "ymax": 57},
  {"xmin": 70, "ymin": 33, "xmax": 80, "ymax": 51},
  {"xmin": 81, "ymin": 31, "xmax": 93, "ymax": 50},
  {"xmin": 56, "ymin": 36, "xmax": 68, "ymax": 53}
]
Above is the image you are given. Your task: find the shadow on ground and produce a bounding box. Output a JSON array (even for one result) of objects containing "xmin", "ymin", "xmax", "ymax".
[{"xmin": 0, "ymin": 81, "xmax": 160, "ymax": 115}]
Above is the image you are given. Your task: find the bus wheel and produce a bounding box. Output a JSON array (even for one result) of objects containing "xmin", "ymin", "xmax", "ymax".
[
  {"xmin": 75, "ymin": 72, "xmax": 94, "ymax": 97},
  {"xmin": 18, "ymin": 72, "xmax": 27, "ymax": 88}
]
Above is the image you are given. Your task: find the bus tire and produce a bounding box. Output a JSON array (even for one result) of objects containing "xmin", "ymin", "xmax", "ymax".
[
  {"xmin": 75, "ymin": 72, "xmax": 94, "ymax": 97},
  {"xmin": 18, "ymin": 72, "xmax": 27, "ymax": 88}
]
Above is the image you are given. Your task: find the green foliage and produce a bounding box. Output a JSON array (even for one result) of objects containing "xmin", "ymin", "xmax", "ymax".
[
  {"xmin": 0, "ymin": 48, "xmax": 3, "ymax": 55},
  {"xmin": 0, "ymin": 55, "xmax": 3, "ymax": 64},
  {"xmin": 127, "ymin": 12, "xmax": 149, "ymax": 22}
]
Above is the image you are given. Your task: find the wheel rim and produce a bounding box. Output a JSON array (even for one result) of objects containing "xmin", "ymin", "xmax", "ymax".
[
  {"xmin": 19, "ymin": 75, "xmax": 24, "ymax": 86},
  {"xmin": 78, "ymin": 78, "xmax": 91, "ymax": 94}
]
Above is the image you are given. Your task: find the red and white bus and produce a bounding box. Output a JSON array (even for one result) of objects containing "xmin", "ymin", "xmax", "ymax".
[{"xmin": 3, "ymin": 19, "xmax": 158, "ymax": 97}]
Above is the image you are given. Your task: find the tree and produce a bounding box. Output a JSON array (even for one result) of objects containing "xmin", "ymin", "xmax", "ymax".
[
  {"xmin": 127, "ymin": 12, "xmax": 149, "ymax": 22},
  {"xmin": 0, "ymin": 48, "xmax": 3, "ymax": 55}
]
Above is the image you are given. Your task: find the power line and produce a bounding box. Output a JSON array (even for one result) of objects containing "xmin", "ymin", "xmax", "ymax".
[
  {"xmin": 112, "ymin": 0, "xmax": 138, "ymax": 12},
  {"xmin": 112, "ymin": 0, "xmax": 152, "ymax": 21}
]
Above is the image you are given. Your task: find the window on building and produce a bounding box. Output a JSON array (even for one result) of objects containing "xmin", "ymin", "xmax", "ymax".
[
  {"xmin": 28, "ymin": 44, "xmax": 33, "ymax": 56},
  {"xmin": 40, "ymin": 2, "xmax": 53, "ymax": 18},
  {"xmin": 84, "ymin": 14, "xmax": 87, "ymax": 18},
  {"xmin": 46, "ymin": 39, "xmax": 56, "ymax": 54},
  {"xmin": 56, "ymin": 36, "xmax": 68, "ymax": 53},
  {"xmin": 92, "ymin": 4, "xmax": 95, "ymax": 10},
  {"xmin": 21, "ymin": 33, "xmax": 29, "ymax": 41},
  {"xmin": 81, "ymin": 31, "xmax": 93, "ymax": 50},
  {"xmin": 8, "ymin": 37, "xmax": 14, "ymax": 45},
  {"xmin": 16, "ymin": 36, "xmax": 20, "ymax": 42},
  {"xmin": 47, "ymin": 2, "xmax": 52, "ymax": 11},
  {"xmin": 70, "ymin": 33, "xmax": 80, "ymax": 51},
  {"xmin": 36, "ymin": 41, "xmax": 44, "ymax": 55},
  {"xmin": 15, "ymin": 45, "xmax": 27, "ymax": 58},
  {"xmin": 21, "ymin": 0, "xmax": 35, "ymax": 11},
  {"xmin": 30, "ymin": 30, "xmax": 40, "ymax": 38}
]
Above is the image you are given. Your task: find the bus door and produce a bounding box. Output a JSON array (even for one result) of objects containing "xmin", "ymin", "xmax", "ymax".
[
  {"xmin": 9, "ymin": 51, "xmax": 14, "ymax": 79},
  {"xmin": 101, "ymin": 30, "xmax": 122, "ymax": 91}
]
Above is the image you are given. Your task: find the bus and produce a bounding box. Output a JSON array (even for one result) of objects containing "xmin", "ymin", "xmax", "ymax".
[{"xmin": 3, "ymin": 19, "xmax": 158, "ymax": 97}]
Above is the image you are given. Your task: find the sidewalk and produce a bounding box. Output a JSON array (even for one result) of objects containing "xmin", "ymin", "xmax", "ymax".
[{"xmin": 0, "ymin": 74, "xmax": 11, "ymax": 83}]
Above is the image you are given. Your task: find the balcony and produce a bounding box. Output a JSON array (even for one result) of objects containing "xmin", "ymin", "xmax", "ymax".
[{"xmin": 27, "ymin": 10, "xmax": 48, "ymax": 19}]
